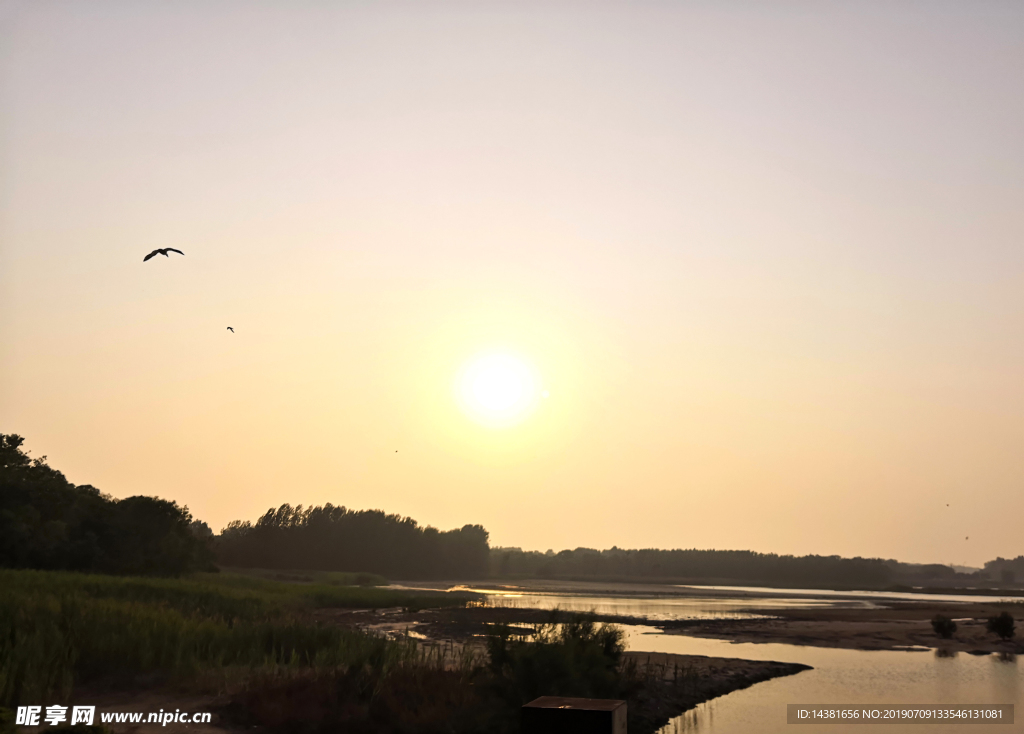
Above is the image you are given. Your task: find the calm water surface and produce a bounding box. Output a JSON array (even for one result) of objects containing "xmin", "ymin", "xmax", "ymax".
[
  {"xmin": 439, "ymin": 583, "xmax": 883, "ymax": 620},
  {"xmin": 427, "ymin": 581, "xmax": 1021, "ymax": 620},
  {"xmin": 618, "ymin": 627, "xmax": 1021, "ymax": 734},
  {"xmin": 472, "ymin": 591, "xmax": 851, "ymax": 620}
]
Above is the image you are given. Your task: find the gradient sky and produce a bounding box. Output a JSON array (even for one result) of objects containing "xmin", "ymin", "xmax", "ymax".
[{"xmin": 2, "ymin": 1, "xmax": 1022, "ymax": 568}]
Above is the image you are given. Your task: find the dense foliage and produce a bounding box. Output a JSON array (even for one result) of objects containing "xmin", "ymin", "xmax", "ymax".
[
  {"xmin": 0, "ymin": 435, "xmax": 213, "ymax": 576},
  {"xmin": 217, "ymin": 503, "xmax": 490, "ymax": 579},
  {"xmin": 491, "ymin": 546, "xmax": 895, "ymax": 589}
]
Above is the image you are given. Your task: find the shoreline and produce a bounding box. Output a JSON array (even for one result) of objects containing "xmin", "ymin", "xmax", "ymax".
[
  {"xmin": 393, "ymin": 577, "xmax": 1024, "ymax": 603},
  {"xmin": 659, "ymin": 602, "xmax": 1024, "ymax": 654},
  {"xmin": 621, "ymin": 651, "xmax": 810, "ymax": 733}
]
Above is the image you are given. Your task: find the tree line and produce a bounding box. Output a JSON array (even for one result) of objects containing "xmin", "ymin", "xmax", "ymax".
[
  {"xmin": 216, "ymin": 503, "xmax": 491, "ymax": 579},
  {"xmin": 7, "ymin": 432, "xmax": 1015, "ymax": 589},
  {"xmin": 0, "ymin": 434, "xmax": 213, "ymax": 575},
  {"xmin": 984, "ymin": 556, "xmax": 1024, "ymax": 585},
  {"xmin": 490, "ymin": 546, "xmax": 895, "ymax": 588}
]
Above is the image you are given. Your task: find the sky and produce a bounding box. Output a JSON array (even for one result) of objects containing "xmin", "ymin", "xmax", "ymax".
[{"xmin": 2, "ymin": 1, "xmax": 1022, "ymax": 568}]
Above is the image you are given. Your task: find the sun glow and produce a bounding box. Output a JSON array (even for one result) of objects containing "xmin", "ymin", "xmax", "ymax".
[{"xmin": 456, "ymin": 352, "xmax": 540, "ymax": 428}]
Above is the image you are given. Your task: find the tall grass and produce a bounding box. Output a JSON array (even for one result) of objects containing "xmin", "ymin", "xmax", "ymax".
[
  {"xmin": 1, "ymin": 569, "xmax": 471, "ymax": 619},
  {"xmin": 2, "ymin": 574, "xmax": 705, "ymax": 734},
  {"xmin": 0, "ymin": 569, "xmax": 472, "ymax": 707},
  {"xmin": 226, "ymin": 613, "xmax": 643, "ymax": 734}
]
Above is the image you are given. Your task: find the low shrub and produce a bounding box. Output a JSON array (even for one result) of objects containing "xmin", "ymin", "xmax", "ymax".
[
  {"xmin": 931, "ymin": 614, "xmax": 957, "ymax": 639},
  {"xmin": 986, "ymin": 611, "xmax": 1016, "ymax": 640}
]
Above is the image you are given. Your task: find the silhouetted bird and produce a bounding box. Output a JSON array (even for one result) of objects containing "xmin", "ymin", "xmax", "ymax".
[
  {"xmin": 143, "ymin": 248, "xmax": 184, "ymax": 262},
  {"xmin": 227, "ymin": 327, "xmax": 234, "ymax": 332}
]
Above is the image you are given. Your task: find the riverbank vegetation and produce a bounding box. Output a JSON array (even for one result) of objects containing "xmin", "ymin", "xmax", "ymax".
[
  {"xmin": 224, "ymin": 613, "xmax": 646, "ymax": 734},
  {"xmin": 0, "ymin": 568, "xmax": 474, "ymax": 710},
  {"xmin": 0, "ymin": 568, "xmax": 743, "ymax": 734}
]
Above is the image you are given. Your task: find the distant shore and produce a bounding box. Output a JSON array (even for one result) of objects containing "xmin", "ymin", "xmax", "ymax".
[
  {"xmin": 480, "ymin": 575, "xmax": 1024, "ymax": 598},
  {"xmin": 393, "ymin": 576, "xmax": 1024, "ymax": 602}
]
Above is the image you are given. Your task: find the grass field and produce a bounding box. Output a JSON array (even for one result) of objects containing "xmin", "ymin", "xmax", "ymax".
[{"xmin": 0, "ymin": 568, "xmax": 476, "ymax": 708}]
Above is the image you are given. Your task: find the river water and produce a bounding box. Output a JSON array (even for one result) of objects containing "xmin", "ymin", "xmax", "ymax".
[
  {"xmin": 406, "ymin": 581, "xmax": 1022, "ymax": 732},
  {"xmin": 626, "ymin": 627, "xmax": 1021, "ymax": 734}
]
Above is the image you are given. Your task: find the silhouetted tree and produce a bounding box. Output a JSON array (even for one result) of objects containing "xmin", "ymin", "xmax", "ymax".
[
  {"xmin": 216, "ymin": 503, "xmax": 490, "ymax": 579},
  {"xmin": 0, "ymin": 433, "xmax": 214, "ymax": 576},
  {"xmin": 986, "ymin": 612, "xmax": 1016, "ymax": 641},
  {"xmin": 489, "ymin": 546, "xmax": 894, "ymax": 589},
  {"xmin": 190, "ymin": 519, "xmax": 214, "ymax": 539},
  {"xmin": 931, "ymin": 615, "xmax": 957, "ymax": 639},
  {"xmin": 984, "ymin": 556, "xmax": 1024, "ymax": 584}
]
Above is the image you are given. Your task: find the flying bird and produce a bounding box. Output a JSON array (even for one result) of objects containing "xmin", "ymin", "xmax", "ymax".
[
  {"xmin": 143, "ymin": 248, "xmax": 184, "ymax": 262},
  {"xmin": 227, "ymin": 327, "xmax": 234, "ymax": 333}
]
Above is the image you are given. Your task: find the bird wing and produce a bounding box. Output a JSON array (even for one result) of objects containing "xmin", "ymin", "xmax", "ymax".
[
  {"xmin": 143, "ymin": 250, "xmax": 160, "ymax": 261},
  {"xmin": 227, "ymin": 327, "xmax": 234, "ymax": 331},
  {"xmin": 166, "ymin": 248, "xmax": 184, "ymax": 256}
]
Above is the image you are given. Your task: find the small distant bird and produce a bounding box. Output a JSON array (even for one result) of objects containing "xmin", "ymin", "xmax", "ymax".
[
  {"xmin": 966, "ymin": 536, "xmax": 969, "ymax": 540},
  {"xmin": 227, "ymin": 327, "xmax": 234, "ymax": 332},
  {"xmin": 143, "ymin": 247, "xmax": 184, "ymax": 262}
]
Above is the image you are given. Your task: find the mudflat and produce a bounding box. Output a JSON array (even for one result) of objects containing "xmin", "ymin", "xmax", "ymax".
[{"xmin": 660, "ymin": 601, "xmax": 1023, "ymax": 653}]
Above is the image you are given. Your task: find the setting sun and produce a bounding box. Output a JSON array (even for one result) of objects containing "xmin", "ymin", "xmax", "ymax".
[{"xmin": 456, "ymin": 353, "xmax": 540, "ymax": 428}]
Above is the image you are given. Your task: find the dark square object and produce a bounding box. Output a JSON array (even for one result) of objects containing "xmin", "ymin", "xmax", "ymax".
[{"xmin": 522, "ymin": 696, "xmax": 627, "ymax": 734}]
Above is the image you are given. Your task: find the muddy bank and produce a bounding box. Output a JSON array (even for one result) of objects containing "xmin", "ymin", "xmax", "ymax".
[
  {"xmin": 662, "ymin": 603, "xmax": 1024, "ymax": 654},
  {"xmin": 622, "ymin": 652, "xmax": 809, "ymax": 733}
]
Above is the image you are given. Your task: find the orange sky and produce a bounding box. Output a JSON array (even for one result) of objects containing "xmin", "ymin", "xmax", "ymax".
[{"xmin": 2, "ymin": 2, "xmax": 1023, "ymax": 567}]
